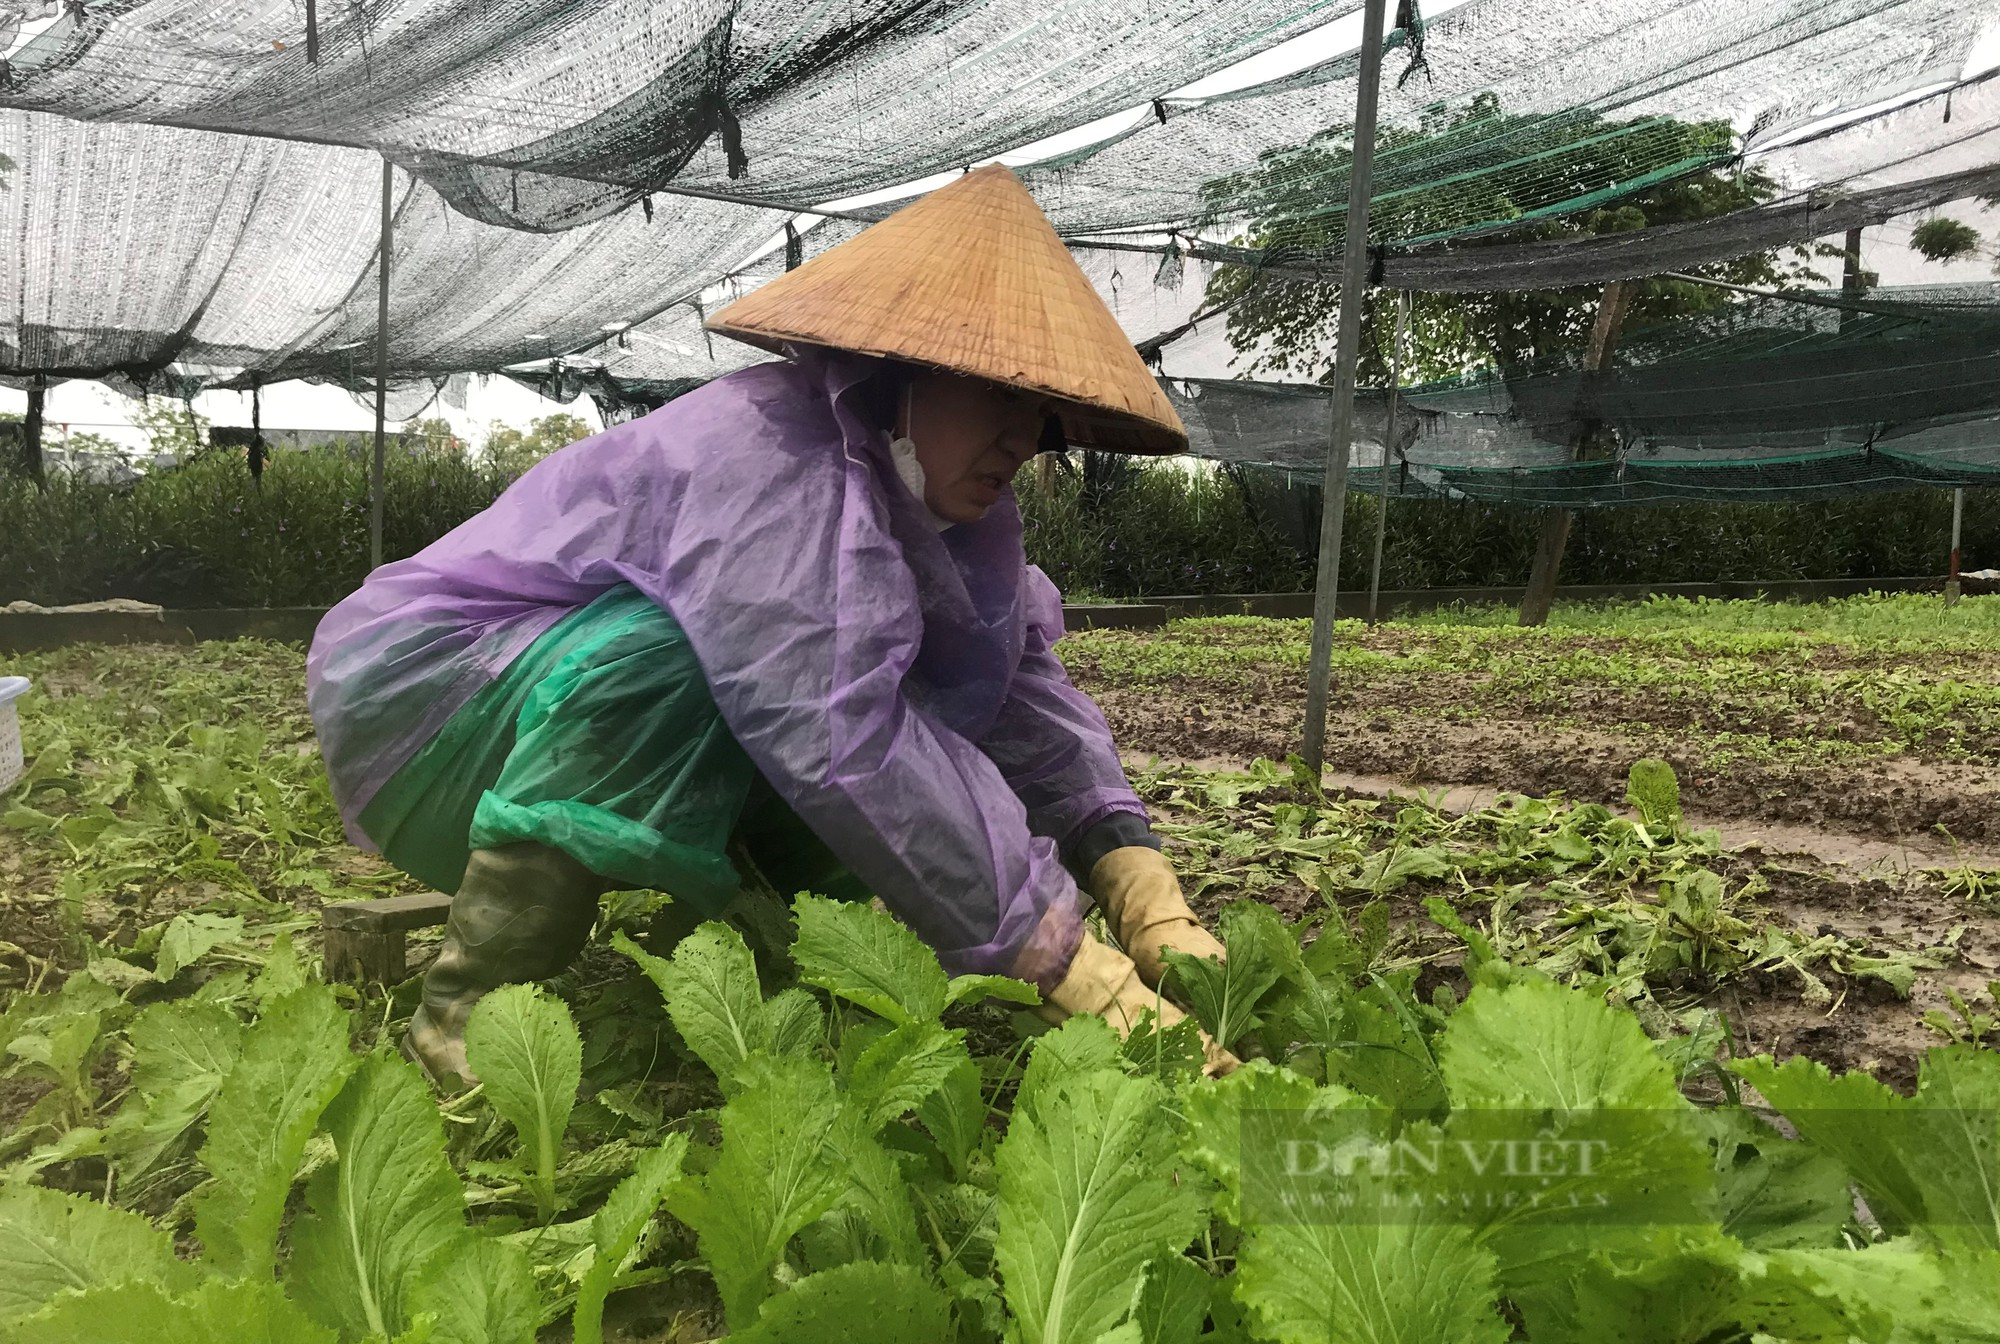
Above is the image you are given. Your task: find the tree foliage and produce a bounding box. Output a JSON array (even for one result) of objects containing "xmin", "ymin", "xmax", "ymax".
[
  {"xmin": 1202, "ymin": 96, "xmax": 1834, "ymax": 383},
  {"xmin": 480, "ymin": 413, "xmax": 593, "ymax": 475},
  {"xmin": 404, "ymin": 417, "xmax": 462, "ymax": 455},
  {"xmin": 1910, "ymin": 216, "xmax": 1985, "ymax": 265},
  {"xmin": 134, "ymin": 400, "xmax": 209, "ymax": 462}
]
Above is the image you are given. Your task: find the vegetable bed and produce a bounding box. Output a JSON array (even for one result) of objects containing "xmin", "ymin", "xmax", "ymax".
[
  {"xmin": 0, "ymin": 630, "xmax": 1996, "ymax": 1342},
  {"xmin": 1067, "ymin": 594, "xmax": 2000, "ymax": 847}
]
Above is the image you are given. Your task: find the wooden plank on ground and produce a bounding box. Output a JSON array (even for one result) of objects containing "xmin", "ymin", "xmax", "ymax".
[{"xmin": 322, "ymin": 892, "xmax": 452, "ymax": 984}]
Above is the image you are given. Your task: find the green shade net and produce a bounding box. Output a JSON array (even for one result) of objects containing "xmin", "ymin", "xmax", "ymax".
[
  {"xmin": 1165, "ymin": 283, "xmax": 2000, "ymax": 507},
  {"xmin": 1024, "ymin": 0, "xmax": 1993, "ymax": 252}
]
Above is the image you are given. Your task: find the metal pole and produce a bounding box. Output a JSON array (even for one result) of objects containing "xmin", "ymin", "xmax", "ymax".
[
  {"xmin": 370, "ymin": 157, "xmax": 392, "ymax": 571},
  {"xmin": 1301, "ymin": 0, "xmax": 1390, "ymax": 776},
  {"xmin": 1946, "ymin": 486, "xmax": 1965, "ymax": 606},
  {"xmin": 1367, "ymin": 290, "xmax": 1408, "ymax": 625}
]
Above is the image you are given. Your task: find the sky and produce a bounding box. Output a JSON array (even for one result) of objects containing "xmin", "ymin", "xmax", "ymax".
[{"xmin": 0, "ymin": 373, "xmax": 605, "ymax": 458}]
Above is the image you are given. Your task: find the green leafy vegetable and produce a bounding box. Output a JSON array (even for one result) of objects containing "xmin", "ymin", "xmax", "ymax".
[
  {"xmin": 409, "ymin": 1238, "xmax": 540, "ymax": 1344},
  {"xmin": 613, "ymin": 926, "xmax": 767, "ymax": 1084},
  {"xmin": 1016, "ymin": 1014, "xmax": 1122, "ymax": 1120},
  {"xmin": 1440, "ymin": 975, "xmax": 1687, "ymax": 1112},
  {"xmin": 1625, "ymin": 758, "xmax": 1684, "ymax": 833},
  {"xmin": 1702, "ymin": 1109, "xmax": 1853, "ymax": 1251},
  {"xmin": 571, "ymin": 1135, "xmax": 689, "ymax": 1344},
  {"xmin": 667, "ymin": 1054, "xmax": 857, "ymax": 1327},
  {"xmin": 1130, "ymin": 1254, "xmax": 1212, "ymax": 1344},
  {"xmin": 996, "ymin": 1060, "xmax": 1202, "ymax": 1344},
  {"xmin": 152, "ymin": 912, "xmax": 246, "ymax": 982},
  {"xmin": 791, "ymin": 893, "xmax": 948, "ymax": 1025},
  {"xmin": 762, "ymin": 987, "xmax": 826, "ymax": 1057},
  {"xmin": 915, "ymin": 1055, "xmax": 988, "ymax": 1180},
  {"xmin": 193, "ymin": 986, "xmax": 357, "ymax": 1280},
  {"xmin": 733, "ymin": 1263, "xmax": 952, "ymax": 1344},
  {"xmin": 463, "ymin": 983, "xmax": 583, "ymax": 1222},
  {"xmin": 945, "ymin": 973, "xmax": 1043, "ymax": 1011},
  {"xmin": 1237, "ymin": 1219, "xmax": 1508, "ymax": 1344},
  {"xmin": 844, "ymin": 1019, "xmax": 972, "ymax": 1133},
  {"xmin": 0, "ymin": 1278, "xmax": 336, "ymax": 1344},
  {"xmin": 288, "ymin": 1054, "xmax": 471, "ymax": 1341},
  {"xmin": 0, "ymin": 1186, "xmax": 199, "ymax": 1324},
  {"xmin": 1732, "ymin": 1053, "xmax": 1929, "ymax": 1237},
  {"xmin": 104, "ymin": 997, "xmax": 243, "ymax": 1182},
  {"xmin": 1160, "ymin": 901, "xmax": 1294, "ymax": 1047},
  {"xmin": 250, "ymin": 930, "xmax": 309, "ymax": 1010}
]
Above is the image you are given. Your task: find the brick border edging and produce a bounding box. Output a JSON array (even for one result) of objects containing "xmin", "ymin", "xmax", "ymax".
[{"xmin": 0, "ymin": 576, "xmax": 1955, "ymax": 652}]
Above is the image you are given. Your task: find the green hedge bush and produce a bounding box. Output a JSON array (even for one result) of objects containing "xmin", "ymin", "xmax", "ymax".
[{"xmin": 1, "ymin": 444, "xmax": 1988, "ymax": 607}]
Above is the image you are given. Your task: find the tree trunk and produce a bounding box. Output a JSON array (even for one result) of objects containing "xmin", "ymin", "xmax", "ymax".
[
  {"xmin": 1518, "ymin": 510, "xmax": 1572, "ymax": 626},
  {"xmin": 1518, "ymin": 280, "xmax": 1631, "ymax": 626}
]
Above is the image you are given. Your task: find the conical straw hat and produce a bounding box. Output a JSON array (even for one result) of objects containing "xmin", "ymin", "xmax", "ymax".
[{"xmin": 706, "ymin": 165, "xmax": 1187, "ymax": 454}]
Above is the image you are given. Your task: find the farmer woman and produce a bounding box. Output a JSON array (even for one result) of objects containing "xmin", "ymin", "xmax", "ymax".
[{"xmin": 308, "ymin": 166, "xmax": 1233, "ymax": 1088}]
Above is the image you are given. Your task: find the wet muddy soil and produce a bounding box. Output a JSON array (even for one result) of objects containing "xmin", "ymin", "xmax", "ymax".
[
  {"xmin": 1109, "ymin": 700, "xmax": 2000, "ymax": 1093},
  {"xmin": 1085, "ymin": 668, "xmax": 2000, "ymax": 849}
]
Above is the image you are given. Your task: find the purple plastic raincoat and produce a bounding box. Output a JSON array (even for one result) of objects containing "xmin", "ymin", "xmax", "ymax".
[{"xmin": 307, "ymin": 350, "xmax": 1146, "ymax": 989}]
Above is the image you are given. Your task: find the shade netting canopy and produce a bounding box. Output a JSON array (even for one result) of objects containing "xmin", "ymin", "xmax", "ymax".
[{"xmin": 3, "ymin": 0, "xmax": 2000, "ymax": 494}]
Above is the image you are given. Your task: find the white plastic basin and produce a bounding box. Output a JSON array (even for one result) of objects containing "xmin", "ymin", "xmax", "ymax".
[{"xmin": 0, "ymin": 676, "xmax": 29, "ymax": 795}]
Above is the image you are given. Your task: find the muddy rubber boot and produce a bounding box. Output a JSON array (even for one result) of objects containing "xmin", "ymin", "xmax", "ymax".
[{"xmin": 403, "ymin": 843, "xmax": 603, "ymax": 1091}]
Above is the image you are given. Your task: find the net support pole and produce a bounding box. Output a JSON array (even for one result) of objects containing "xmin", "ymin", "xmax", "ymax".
[
  {"xmin": 21, "ymin": 373, "xmax": 45, "ymax": 486},
  {"xmin": 1367, "ymin": 290, "xmax": 1408, "ymax": 625},
  {"xmin": 369, "ymin": 157, "xmax": 392, "ymax": 572},
  {"xmin": 1946, "ymin": 486, "xmax": 1965, "ymax": 606},
  {"xmin": 1840, "ymin": 227, "xmax": 1865, "ymax": 331},
  {"xmin": 1301, "ymin": 0, "xmax": 1389, "ymax": 778}
]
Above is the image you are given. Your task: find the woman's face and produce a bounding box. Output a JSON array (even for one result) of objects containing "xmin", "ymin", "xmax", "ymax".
[{"xmin": 902, "ymin": 370, "xmax": 1051, "ymax": 524}]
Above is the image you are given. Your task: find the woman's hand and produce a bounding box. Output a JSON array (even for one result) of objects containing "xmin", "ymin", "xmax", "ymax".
[
  {"xmin": 1087, "ymin": 846, "xmax": 1227, "ymax": 989},
  {"xmin": 1036, "ymin": 931, "xmax": 1239, "ymax": 1077}
]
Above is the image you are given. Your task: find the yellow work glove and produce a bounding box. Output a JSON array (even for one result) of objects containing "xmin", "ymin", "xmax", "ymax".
[
  {"xmin": 1036, "ymin": 931, "xmax": 1238, "ymax": 1077},
  {"xmin": 1088, "ymin": 846, "xmax": 1226, "ymax": 990}
]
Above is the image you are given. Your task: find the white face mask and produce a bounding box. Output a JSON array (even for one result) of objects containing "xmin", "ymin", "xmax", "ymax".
[{"xmin": 891, "ymin": 385, "xmax": 954, "ymax": 532}]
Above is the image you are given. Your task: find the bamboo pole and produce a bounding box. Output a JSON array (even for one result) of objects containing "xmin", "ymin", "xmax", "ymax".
[
  {"xmin": 1367, "ymin": 290, "xmax": 1409, "ymax": 624},
  {"xmin": 1301, "ymin": 0, "xmax": 1389, "ymax": 776},
  {"xmin": 370, "ymin": 157, "xmax": 392, "ymax": 571}
]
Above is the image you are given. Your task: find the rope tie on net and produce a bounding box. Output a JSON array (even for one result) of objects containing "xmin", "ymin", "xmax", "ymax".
[{"xmin": 1394, "ymin": 0, "xmax": 1430, "ymax": 86}]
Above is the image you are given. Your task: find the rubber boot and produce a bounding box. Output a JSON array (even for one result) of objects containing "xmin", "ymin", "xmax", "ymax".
[
  {"xmin": 403, "ymin": 842, "xmax": 603, "ymax": 1090},
  {"xmin": 1034, "ymin": 931, "xmax": 1240, "ymax": 1077}
]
